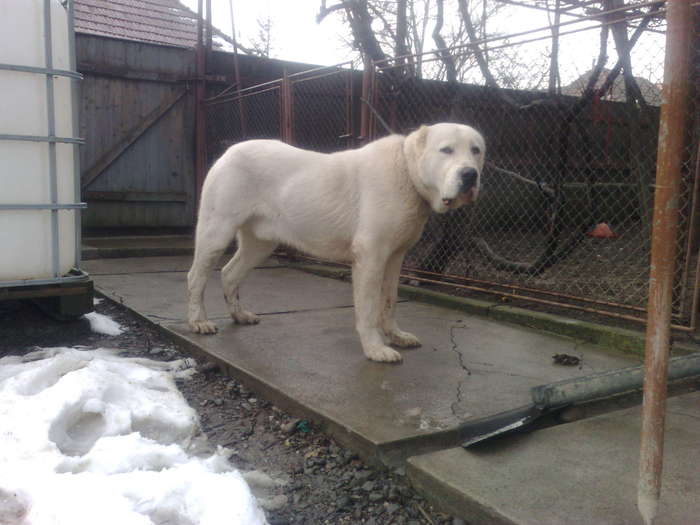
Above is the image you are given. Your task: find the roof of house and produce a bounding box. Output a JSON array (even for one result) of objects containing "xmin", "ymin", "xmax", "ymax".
[
  {"xmin": 74, "ymin": 0, "xmax": 228, "ymax": 49},
  {"xmin": 561, "ymin": 68, "xmax": 662, "ymax": 106}
]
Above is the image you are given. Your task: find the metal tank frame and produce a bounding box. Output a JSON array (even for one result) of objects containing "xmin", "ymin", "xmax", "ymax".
[{"xmin": 0, "ymin": 0, "xmax": 91, "ymax": 316}]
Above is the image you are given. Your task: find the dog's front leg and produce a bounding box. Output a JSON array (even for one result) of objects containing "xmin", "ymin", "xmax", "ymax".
[
  {"xmin": 352, "ymin": 247, "xmax": 403, "ymax": 363},
  {"xmin": 381, "ymin": 250, "xmax": 421, "ymax": 348}
]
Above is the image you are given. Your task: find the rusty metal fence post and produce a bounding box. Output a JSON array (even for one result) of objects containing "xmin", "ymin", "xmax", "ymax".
[
  {"xmin": 637, "ymin": 1, "xmax": 693, "ymax": 523},
  {"xmin": 280, "ymin": 69, "xmax": 293, "ymax": 144},
  {"xmin": 194, "ymin": 0, "xmax": 207, "ymax": 203}
]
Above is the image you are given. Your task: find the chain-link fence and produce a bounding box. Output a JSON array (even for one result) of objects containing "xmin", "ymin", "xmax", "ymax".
[
  {"xmin": 204, "ymin": 64, "xmax": 355, "ymax": 166},
  {"xmin": 363, "ymin": 7, "xmax": 698, "ymax": 330},
  {"xmin": 202, "ymin": 6, "xmax": 699, "ymax": 330}
]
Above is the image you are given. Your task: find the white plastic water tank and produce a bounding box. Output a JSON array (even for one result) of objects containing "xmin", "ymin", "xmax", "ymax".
[{"xmin": 0, "ymin": 0, "xmax": 79, "ymax": 282}]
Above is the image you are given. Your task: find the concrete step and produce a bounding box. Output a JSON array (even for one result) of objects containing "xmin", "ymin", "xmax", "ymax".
[
  {"xmin": 82, "ymin": 235, "xmax": 195, "ymax": 260},
  {"xmin": 407, "ymin": 391, "xmax": 700, "ymax": 524}
]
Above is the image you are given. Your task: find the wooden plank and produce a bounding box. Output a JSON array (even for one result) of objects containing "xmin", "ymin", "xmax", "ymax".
[
  {"xmin": 81, "ymin": 87, "xmax": 188, "ymax": 189},
  {"xmin": 85, "ymin": 191, "xmax": 187, "ymax": 203},
  {"xmin": 79, "ymin": 62, "xmax": 184, "ymax": 84}
]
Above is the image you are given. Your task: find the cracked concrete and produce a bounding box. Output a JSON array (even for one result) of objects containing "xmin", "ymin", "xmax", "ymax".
[
  {"xmin": 448, "ymin": 323, "xmax": 471, "ymax": 418},
  {"xmin": 84, "ymin": 255, "xmax": 641, "ymax": 466}
]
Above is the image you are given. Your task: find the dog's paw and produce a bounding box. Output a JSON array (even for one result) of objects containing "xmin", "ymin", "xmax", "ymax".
[
  {"xmin": 231, "ymin": 310, "xmax": 260, "ymax": 325},
  {"xmin": 387, "ymin": 329, "xmax": 421, "ymax": 348},
  {"xmin": 189, "ymin": 320, "xmax": 218, "ymax": 334},
  {"xmin": 364, "ymin": 344, "xmax": 403, "ymax": 363}
]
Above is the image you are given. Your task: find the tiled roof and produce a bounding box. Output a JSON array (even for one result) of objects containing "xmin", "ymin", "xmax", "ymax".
[{"xmin": 74, "ymin": 0, "xmax": 227, "ymax": 49}]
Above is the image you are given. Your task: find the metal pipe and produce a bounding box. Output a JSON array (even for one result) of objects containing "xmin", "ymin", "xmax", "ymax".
[
  {"xmin": 202, "ymin": 62, "xmax": 353, "ymax": 104},
  {"xmin": 280, "ymin": 69, "xmax": 293, "ymax": 144},
  {"xmin": 227, "ymin": 0, "xmax": 247, "ymax": 139},
  {"xmin": 405, "ymin": 266, "xmax": 649, "ymax": 313},
  {"xmin": 0, "ymin": 134, "xmax": 84, "ymax": 144},
  {"xmin": 401, "ymin": 273, "xmax": 667, "ymax": 326},
  {"xmin": 401, "ymin": 273, "xmax": 696, "ymax": 332},
  {"xmin": 205, "ymin": 0, "xmax": 213, "ymax": 53},
  {"xmin": 43, "ymin": 0, "xmax": 60, "ymax": 279},
  {"xmin": 0, "ymin": 63, "xmax": 81, "ymax": 79},
  {"xmin": 0, "ymin": 204, "xmax": 86, "ymax": 210},
  {"xmin": 359, "ymin": 64, "xmax": 370, "ymax": 141},
  {"xmin": 205, "ymin": 85, "xmax": 281, "ymax": 107},
  {"xmin": 289, "ymin": 252, "xmax": 697, "ymax": 331},
  {"xmin": 638, "ymin": 1, "xmax": 693, "ymax": 523},
  {"xmin": 345, "ymin": 65, "xmax": 353, "ymax": 145},
  {"xmin": 67, "ymin": 0, "xmax": 83, "ymax": 272},
  {"xmin": 369, "ymin": 64, "xmax": 378, "ymax": 141},
  {"xmin": 533, "ymin": 353, "xmax": 700, "ymax": 408},
  {"xmin": 194, "ymin": 0, "xmax": 207, "ymax": 202}
]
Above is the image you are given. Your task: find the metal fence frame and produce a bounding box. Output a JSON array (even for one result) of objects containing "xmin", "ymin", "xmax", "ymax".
[
  {"xmin": 198, "ymin": 8, "xmax": 699, "ymax": 333},
  {"xmin": 202, "ymin": 62, "xmax": 356, "ymax": 171},
  {"xmin": 0, "ymin": 0, "xmax": 88, "ymax": 289},
  {"xmin": 357, "ymin": 15, "xmax": 699, "ymax": 332}
]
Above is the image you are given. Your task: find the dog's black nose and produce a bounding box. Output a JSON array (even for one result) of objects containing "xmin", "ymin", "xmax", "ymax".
[{"xmin": 459, "ymin": 168, "xmax": 478, "ymax": 192}]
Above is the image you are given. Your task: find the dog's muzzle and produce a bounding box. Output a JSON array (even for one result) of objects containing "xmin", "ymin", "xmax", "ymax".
[
  {"xmin": 442, "ymin": 168, "xmax": 480, "ymax": 208},
  {"xmin": 459, "ymin": 167, "xmax": 478, "ymax": 193}
]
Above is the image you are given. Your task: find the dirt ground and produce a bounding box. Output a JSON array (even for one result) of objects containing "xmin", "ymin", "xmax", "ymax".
[{"xmin": 0, "ymin": 297, "xmax": 461, "ymax": 525}]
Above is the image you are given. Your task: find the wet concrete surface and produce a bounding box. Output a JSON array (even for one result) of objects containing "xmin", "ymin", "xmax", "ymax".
[
  {"xmin": 85, "ymin": 255, "xmax": 641, "ymax": 465},
  {"xmin": 408, "ymin": 391, "xmax": 700, "ymax": 525}
]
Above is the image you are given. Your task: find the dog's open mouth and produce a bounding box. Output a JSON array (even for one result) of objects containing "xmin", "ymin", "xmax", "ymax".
[{"xmin": 442, "ymin": 188, "xmax": 478, "ymax": 208}]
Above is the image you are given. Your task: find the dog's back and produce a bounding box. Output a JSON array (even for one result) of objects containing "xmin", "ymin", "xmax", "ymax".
[{"xmin": 198, "ymin": 137, "xmax": 409, "ymax": 262}]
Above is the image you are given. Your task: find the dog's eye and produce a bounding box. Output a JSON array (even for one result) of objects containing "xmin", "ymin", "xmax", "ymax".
[
  {"xmin": 440, "ymin": 146, "xmax": 453, "ymax": 154},
  {"xmin": 471, "ymin": 146, "xmax": 481, "ymax": 155}
]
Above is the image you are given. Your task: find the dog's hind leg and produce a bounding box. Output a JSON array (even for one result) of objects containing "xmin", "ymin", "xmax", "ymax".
[
  {"xmin": 221, "ymin": 227, "xmax": 277, "ymax": 325},
  {"xmin": 187, "ymin": 219, "xmax": 238, "ymax": 334},
  {"xmin": 381, "ymin": 250, "xmax": 421, "ymax": 348}
]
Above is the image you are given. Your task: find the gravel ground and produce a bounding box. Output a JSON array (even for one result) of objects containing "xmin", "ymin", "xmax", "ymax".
[{"xmin": 0, "ymin": 296, "xmax": 461, "ymax": 525}]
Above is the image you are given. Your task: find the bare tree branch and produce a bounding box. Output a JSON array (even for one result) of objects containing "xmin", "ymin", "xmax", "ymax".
[
  {"xmin": 456, "ymin": 0, "xmax": 499, "ymax": 88},
  {"xmin": 395, "ymin": 0, "xmax": 411, "ymax": 68},
  {"xmin": 603, "ymin": 0, "xmax": 646, "ymax": 106},
  {"xmin": 316, "ymin": 1, "xmax": 352, "ymax": 23},
  {"xmin": 320, "ymin": 0, "xmax": 389, "ymax": 66},
  {"xmin": 547, "ymin": 0, "xmax": 562, "ymax": 94},
  {"xmin": 596, "ymin": 1, "xmax": 664, "ymax": 98},
  {"xmin": 432, "ymin": 0, "xmax": 458, "ymax": 82}
]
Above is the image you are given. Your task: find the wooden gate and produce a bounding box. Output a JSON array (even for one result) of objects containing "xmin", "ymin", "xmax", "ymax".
[{"xmin": 77, "ymin": 35, "xmax": 196, "ymax": 229}]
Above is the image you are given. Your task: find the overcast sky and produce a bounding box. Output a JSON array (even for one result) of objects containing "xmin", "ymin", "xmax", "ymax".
[
  {"xmin": 181, "ymin": 0, "xmax": 354, "ymax": 65},
  {"xmin": 179, "ymin": 1, "xmax": 665, "ymax": 86}
]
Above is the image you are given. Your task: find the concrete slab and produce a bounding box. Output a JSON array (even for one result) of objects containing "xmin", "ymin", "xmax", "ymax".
[
  {"xmin": 407, "ymin": 391, "xmax": 700, "ymax": 525},
  {"xmin": 83, "ymin": 254, "xmax": 282, "ymax": 276},
  {"xmin": 86, "ymin": 256, "xmax": 352, "ymax": 322},
  {"xmin": 89, "ymin": 255, "xmax": 641, "ymax": 465}
]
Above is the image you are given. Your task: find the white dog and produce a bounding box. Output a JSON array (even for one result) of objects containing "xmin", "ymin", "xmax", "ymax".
[{"xmin": 187, "ymin": 123, "xmax": 485, "ymax": 363}]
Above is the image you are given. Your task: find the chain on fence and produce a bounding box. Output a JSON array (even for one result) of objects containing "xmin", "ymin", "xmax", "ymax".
[{"xmin": 202, "ymin": 9, "xmax": 699, "ymax": 330}]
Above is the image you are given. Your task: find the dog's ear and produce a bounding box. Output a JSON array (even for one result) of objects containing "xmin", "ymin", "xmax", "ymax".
[{"xmin": 405, "ymin": 125, "xmax": 428, "ymax": 161}]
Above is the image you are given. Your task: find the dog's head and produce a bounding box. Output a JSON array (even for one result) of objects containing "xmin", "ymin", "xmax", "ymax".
[{"xmin": 404, "ymin": 123, "xmax": 486, "ymax": 213}]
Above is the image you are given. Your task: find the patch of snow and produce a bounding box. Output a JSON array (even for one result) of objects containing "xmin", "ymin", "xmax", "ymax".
[
  {"xmin": 92, "ymin": 297, "xmax": 103, "ymax": 306},
  {"xmin": 0, "ymin": 348, "xmax": 267, "ymax": 525},
  {"xmin": 83, "ymin": 312, "xmax": 125, "ymax": 336}
]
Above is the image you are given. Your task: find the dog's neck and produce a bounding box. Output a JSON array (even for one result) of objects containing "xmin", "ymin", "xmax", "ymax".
[{"xmin": 400, "ymin": 136, "xmax": 433, "ymax": 215}]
